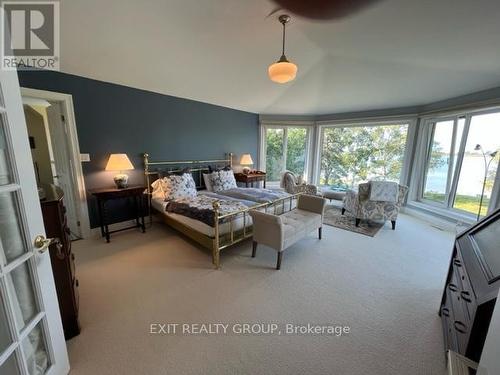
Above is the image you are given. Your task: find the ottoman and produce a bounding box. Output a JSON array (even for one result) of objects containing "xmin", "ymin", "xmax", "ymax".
[{"xmin": 322, "ymin": 189, "xmax": 346, "ymax": 202}]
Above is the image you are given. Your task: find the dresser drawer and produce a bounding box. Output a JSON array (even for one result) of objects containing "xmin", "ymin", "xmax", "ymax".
[
  {"xmin": 41, "ymin": 189, "xmax": 80, "ymax": 339},
  {"xmin": 70, "ymin": 253, "xmax": 76, "ymax": 282},
  {"xmin": 446, "ymin": 284, "xmax": 470, "ymax": 357},
  {"xmin": 452, "ymin": 318, "xmax": 470, "ymax": 355},
  {"xmin": 453, "ymin": 250, "xmax": 474, "ymax": 293},
  {"xmin": 441, "ymin": 305, "xmax": 458, "ymax": 352},
  {"xmin": 59, "ymin": 203, "xmax": 67, "ymax": 217},
  {"xmin": 74, "ymin": 278, "xmax": 80, "ymax": 313},
  {"xmin": 61, "ymin": 226, "xmax": 71, "ymax": 256},
  {"xmin": 453, "ymin": 251, "xmax": 476, "ymax": 322}
]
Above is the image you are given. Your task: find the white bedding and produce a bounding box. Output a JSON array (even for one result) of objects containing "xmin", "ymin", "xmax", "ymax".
[{"xmin": 151, "ymin": 197, "xmax": 253, "ymax": 237}]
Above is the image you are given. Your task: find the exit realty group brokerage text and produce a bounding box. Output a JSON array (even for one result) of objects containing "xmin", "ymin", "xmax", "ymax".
[{"xmin": 150, "ymin": 322, "xmax": 351, "ymax": 336}]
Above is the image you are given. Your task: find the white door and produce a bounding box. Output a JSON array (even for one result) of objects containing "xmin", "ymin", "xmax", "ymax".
[
  {"xmin": 0, "ymin": 68, "xmax": 70, "ymax": 374},
  {"xmin": 45, "ymin": 103, "xmax": 79, "ymax": 237}
]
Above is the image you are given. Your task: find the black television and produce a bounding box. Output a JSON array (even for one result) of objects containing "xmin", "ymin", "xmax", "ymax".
[{"xmin": 469, "ymin": 209, "xmax": 500, "ymax": 284}]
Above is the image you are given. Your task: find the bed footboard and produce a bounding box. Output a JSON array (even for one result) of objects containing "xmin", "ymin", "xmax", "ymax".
[{"xmin": 211, "ymin": 192, "xmax": 301, "ymax": 269}]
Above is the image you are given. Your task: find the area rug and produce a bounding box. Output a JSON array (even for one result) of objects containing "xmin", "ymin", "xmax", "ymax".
[{"xmin": 323, "ymin": 206, "xmax": 384, "ymax": 237}]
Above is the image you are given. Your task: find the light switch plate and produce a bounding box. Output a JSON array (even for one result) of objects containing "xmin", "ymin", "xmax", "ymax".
[{"xmin": 80, "ymin": 153, "xmax": 90, "ymax": 162}]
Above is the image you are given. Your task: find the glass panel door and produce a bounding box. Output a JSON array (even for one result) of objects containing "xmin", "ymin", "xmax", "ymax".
[
  {"xmin": 0, "ymin": 115, "xmax": 13, "ymax": 186},
  {"xmin": 0, "ymin": 64, "xmax": 69, "ymax": 374},
  {"xmin": 453, "ymin": 112, "xmax": 500, "ymax": 217},
  {"xmin": 264, "ymin": 126, "xmax": 312, "ymax": 186}
]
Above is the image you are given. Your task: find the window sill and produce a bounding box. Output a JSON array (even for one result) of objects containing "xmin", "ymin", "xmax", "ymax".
[{"xmin": 405, "ymin": 200, "xmax": 477, "ymax": 230}]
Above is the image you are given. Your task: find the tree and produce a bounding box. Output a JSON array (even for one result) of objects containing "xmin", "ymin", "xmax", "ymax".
[
  {"xmin": 369, "ymin": 126, "xmax": 408, "ymax": 181},
  {"xmin": 265, "ymin": 129, "xmax": 284, "ymax": 181},
  {"xmin": 286, "ymin": 128, "xmax": 307, "ymax": 176},
  {"xmin": 485, "ymin": 153, "xmax": 500, "ymax": 194},
  {"xmin": 320, "ymin": 125, "xmax": 409, "ymax": 188}
]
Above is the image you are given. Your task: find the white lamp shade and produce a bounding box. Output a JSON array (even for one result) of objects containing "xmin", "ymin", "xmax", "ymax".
[
  {"xmin": 268, "ymin": 61, "xmax": 298, "ymax": 83},
  {"xmin": 105, "ymin": 154, "xmax": 134, "ymax": 171},
  {"xmin": 240, "ymin": 154, "xmax": 254, "ymax": 166}
]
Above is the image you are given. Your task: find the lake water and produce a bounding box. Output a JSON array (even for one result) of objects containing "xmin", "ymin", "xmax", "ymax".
[{"xmin": 426, "ymin": 155, "xmax": 495, "ymax": 197}]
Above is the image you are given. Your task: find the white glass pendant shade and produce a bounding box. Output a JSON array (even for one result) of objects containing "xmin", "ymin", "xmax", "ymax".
[{"xmin": 268, "ymin": 60, "xmax": 298, "ymax": 83}]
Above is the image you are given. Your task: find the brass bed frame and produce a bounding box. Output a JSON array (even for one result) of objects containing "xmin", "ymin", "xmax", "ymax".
[{"xmin": 143, "ymin": 153, "xmax": 300, "ymax": 268}]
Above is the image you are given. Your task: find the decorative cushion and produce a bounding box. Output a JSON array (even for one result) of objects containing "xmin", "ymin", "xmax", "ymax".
[
  {"xmin": 210, "ymin": 170, "xmax": 237, "ymax": 192},
  {"xmin": 151, "ymin": 179, "xmax": 168, "ymax": 200},
  {"xmin": 166, "ymin": 173, "xmax": 197, "ymax": 200},
  {"xmin": 152, "ymin": 173, "xmax": 197, "ymax": 201},
  {"xmin": 369, "ymin": 181, "xmax": 398, "ymax": 202}
]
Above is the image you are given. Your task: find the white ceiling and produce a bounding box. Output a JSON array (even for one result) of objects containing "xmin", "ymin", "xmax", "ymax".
[{"xmin": 59, "ymin": 0, "xmax": 500, "ymax": 115}]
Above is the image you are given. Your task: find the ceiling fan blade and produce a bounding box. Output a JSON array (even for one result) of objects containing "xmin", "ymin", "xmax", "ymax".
[
  {"xmin": 266, "ymin": 7, "xmax": 283, "ymax": 19},
  {"xmin": 271, "ymin": 0, "xmax": 382, "ymax": 20}
]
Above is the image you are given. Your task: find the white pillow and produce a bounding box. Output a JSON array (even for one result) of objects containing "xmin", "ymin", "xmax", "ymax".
[
  {"xmin": 210, "ymin": 170, "xmax": 237, "ymax": 192},
  {"xmin": 151, "ymin": 178, "xmax": 168, "ymax": 200},
  {"xmin": 203, "ymin": 173, "xmax": 213, "ymax": 192}
]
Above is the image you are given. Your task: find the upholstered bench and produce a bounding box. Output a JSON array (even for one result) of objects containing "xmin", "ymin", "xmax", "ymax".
[{"xmin": 249, "ymin": 195, "xmax": 327, "ymax": 269}]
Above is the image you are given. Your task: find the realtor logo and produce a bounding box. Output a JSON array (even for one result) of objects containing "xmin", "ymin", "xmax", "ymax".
[{"xmin": 1, "ymin": 1, "xmax": 60, "ymax": 70}]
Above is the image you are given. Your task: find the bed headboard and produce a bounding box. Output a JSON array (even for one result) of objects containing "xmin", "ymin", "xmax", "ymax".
[{"xmin": 143, "ymin": 153, "xmax": 233, "ymax": 193}]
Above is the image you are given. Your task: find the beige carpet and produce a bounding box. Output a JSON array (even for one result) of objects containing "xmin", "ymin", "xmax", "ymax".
[{"xmin": 67, "ymin": 212, "xmax": 454, "ymax": 375}]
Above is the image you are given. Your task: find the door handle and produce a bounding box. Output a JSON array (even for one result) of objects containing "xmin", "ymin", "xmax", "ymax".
[{"xmin": 34, "ymin": 235, "xmax": 61, "ymax": 255}]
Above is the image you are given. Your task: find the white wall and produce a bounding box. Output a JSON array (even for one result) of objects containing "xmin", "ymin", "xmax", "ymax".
[
  {"xmin": 24, "ymin": 106, "xmax": 54, "ymax": 186},
  {"xmin": 478, "ymin": 290, "xmax": 500, "ymax": 374}
]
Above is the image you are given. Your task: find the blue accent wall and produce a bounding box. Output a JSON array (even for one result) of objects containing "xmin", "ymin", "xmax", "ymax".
[{"xmin": 18, "ymin": 71, "xmax": 259, "ymax": 228}]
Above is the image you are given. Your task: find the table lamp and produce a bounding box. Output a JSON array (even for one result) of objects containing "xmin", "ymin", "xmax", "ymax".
[
  {"xmin": 240, "ymin": 154, "xmax": 254, "ymax": 174},
  {"xmin": 105, "ymin": 153, "xmax": 134, "ymax": 188}
]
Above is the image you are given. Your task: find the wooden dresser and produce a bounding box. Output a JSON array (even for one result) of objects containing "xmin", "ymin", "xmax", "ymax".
[
  {"xmin": 40, "ymin": 185, "xmax": 81, "ymax": 340},
  {"xmin": 440, "ymin": 207, "xmax": 500, "ymax": 362}
]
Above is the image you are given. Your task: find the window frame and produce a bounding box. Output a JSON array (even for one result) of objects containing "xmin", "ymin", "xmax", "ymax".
[
  {"xmin": 418, "ymin": 115, "xmax": 466, "ymax": 208},
  {"xmin": 314, "ymin": 118, "xmax": 417, "ymax": 188},
  {"xmin": 259, "ymin": 122, "xmax": 315, "ymax": 183},
  {"xmin": 413, "ymin": 106, "xmax": 500, "ymax": 218}
]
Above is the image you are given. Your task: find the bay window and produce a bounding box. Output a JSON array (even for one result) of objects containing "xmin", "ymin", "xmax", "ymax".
[
  {"xmin": 417, "ymin": 109, "xmax": 500, "ymax": 218},
  {"xmin": 259, "ymin": 107, "xmax": 500, "ymax": 223}
]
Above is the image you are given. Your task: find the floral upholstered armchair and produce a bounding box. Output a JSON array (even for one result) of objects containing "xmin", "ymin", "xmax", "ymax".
[
  {"xmin": 342, "ymin": 181, "xmax": 408, "ymax": 230},
  {"xmin": 281, "ymin": 171, "xmax": 320, "ymax": 196}
]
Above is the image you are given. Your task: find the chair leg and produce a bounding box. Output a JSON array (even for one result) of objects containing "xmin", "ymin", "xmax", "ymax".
[
  {"xmin": 341, "ymin": 208, "xmax": 345, "ymax": 215},
  {"xmin": 355, "ymin": 218, "xmax": 361, "ymax": 227},
  {"xmin": 391, "ymin": 220, "xmax": 396, "ymax": 230},
  {"xmin": 318, "ymin": 227, "xmax": 322, "ymax": 239},
  {"xmin": 252, "ymin": 241, "xmax": 257, "ymax": 257},
  {"xmin": 276, "ymin": 252, "xmax": 283, "ymax": 270}
]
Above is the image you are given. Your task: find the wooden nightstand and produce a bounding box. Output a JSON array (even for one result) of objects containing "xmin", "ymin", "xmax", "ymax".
[
  {"xmin": 89, "ymin": 186, "xmax": 146, "ymax": 242},
  {"xmin": 234, "ymin": 172, "xmax": 267, "ymax": 188}
]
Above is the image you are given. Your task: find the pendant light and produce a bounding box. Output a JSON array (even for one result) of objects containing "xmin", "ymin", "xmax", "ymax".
[{"xmin": 268, "ymin": 15, "xmax": 298, "ymax": 84}]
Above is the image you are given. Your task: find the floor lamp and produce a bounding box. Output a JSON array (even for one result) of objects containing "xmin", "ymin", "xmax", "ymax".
[{"xmin": 475, "ymin": 144, "xmax": 498, "ymax": 221}]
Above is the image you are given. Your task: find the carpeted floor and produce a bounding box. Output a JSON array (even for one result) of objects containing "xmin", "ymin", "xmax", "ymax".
[{"xmin": 67, "ymin": 212, "xmax": 454, "ymax": 375}]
